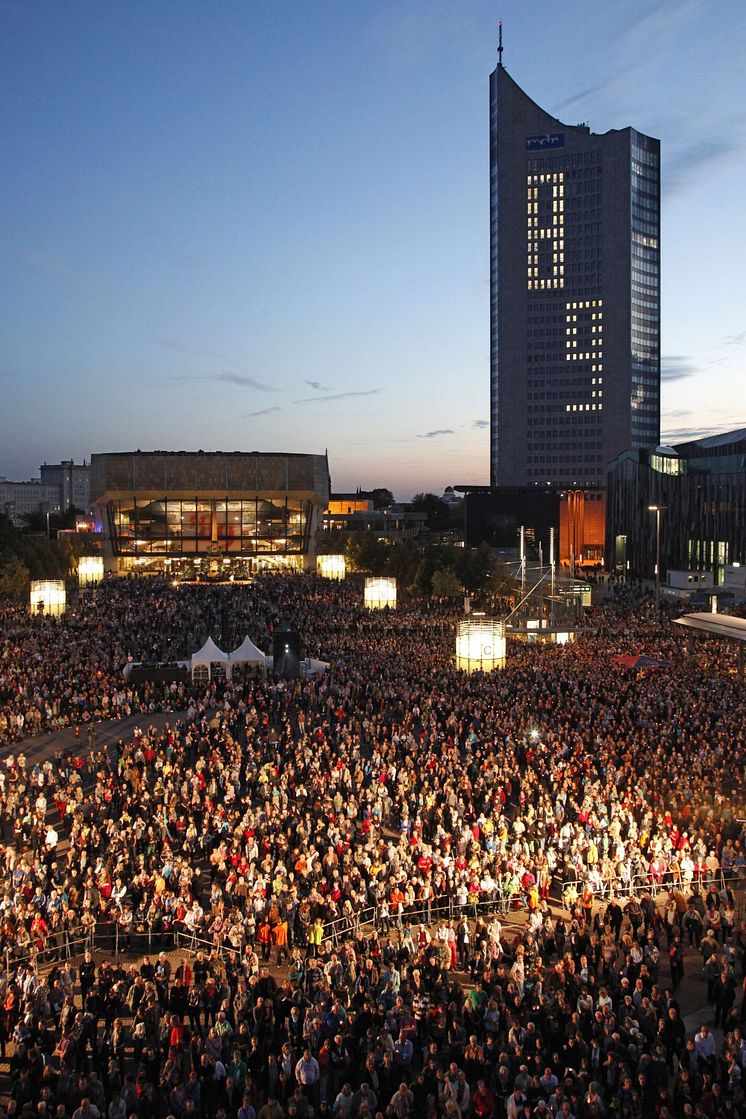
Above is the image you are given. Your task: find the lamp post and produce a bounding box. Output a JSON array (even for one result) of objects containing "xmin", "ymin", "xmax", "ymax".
[{"xmin": 648, "ymin": 505, "xmax": 665, "ymax": 600}]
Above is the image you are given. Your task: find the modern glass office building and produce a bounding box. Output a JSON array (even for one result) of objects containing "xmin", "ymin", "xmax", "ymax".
[
  {"xmin": 490, "ymin": 62, "xmax": 660, "ymax": 489},
  {"xmin": 607, "ymin": 430, "xmax": 746, "ymax": 580},
  {"xmin": 91, "ymin": 451, "xmax": 330, "ymax": 577}
]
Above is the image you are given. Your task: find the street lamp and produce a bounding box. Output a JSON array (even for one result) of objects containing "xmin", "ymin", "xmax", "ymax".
[{"xmin": 648, "ymin": 505, "xmax": 666, "ymax": 599}]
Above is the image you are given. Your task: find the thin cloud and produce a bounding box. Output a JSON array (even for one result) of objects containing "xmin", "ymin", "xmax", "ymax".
[
  {"xmin": 244, "ymin": 406, "xmax": 281, "ymax": 418},
  {"xmin": 164, "ymin": 372, "xmax": 275, "ymax": 392},
  {"xmin": 417, "ymin": 429, "xmax": 454, "ymax": 439},
  {"xmin": 472, "ymin": 419, "xmax": 489, "ymax": 429},
  {"xmin": 162, "ymin": 338, "xmax": 241, "ymax": 364},
  {"xmin": 626, "ymin": 0, "xmax": 702, "ymax": 37},
  {"xmin": 217, "ymin": 372, "xmax": 274, "ymax": 391},
  {"xmin": 623, "ymin": 0, "xmax": 705, "ymax": 41},
  {"xmin": 160, "ymin": 339, "xmax": 275, "ymax": 390},
  {"xmin": 555, "ymin": 82, "xmax": 608, "ymax": 113},
  {"xmin": 661, "ymin": 425, "xmax": 735, "ymax": 443},
  {"xmin": 304, "ymin": 379, "xmax": 329, "ymax": 391},
  {"xmin": 661, "ymin": 355, "xmax": 695, "ymax": 382},
  {"xmin": 293, "ymin": 389, "xmax": 383, "ymax": 404},
  {"xmin": 723, "ymin": 331, "xmax": 746, "ymax": 346}
]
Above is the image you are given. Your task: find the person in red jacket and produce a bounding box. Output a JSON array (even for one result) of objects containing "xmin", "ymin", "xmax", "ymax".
[{"xmin": 472, "ymin": 1079, "xmax": 496, "ymax": 1118}]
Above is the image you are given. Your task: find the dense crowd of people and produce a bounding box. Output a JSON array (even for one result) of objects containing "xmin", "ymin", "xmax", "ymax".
[
  {"xmin": 0, "ymin": 579, "xmax": 296, "ymax": 743},
  {"xmin": 1, "ymin": 572, "xmax": 746, "ymax": 1117}
]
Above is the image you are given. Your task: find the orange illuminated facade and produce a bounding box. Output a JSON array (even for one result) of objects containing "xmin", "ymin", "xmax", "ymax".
[
  {"xmin": 559, "ymin": 489, "xmax": 605, "ymax": 569},
  {"xmin": 326, "ymin": 495, "xmax": 374, "ymax": 516}
]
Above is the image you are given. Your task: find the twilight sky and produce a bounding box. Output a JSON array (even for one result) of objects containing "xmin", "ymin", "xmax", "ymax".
[{"xmin": 1, "ymin": 0, "xmax": 745, "ymax": 499}]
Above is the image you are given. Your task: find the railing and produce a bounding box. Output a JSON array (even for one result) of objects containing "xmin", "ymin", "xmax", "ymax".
[
  {"xmin": 5, "ymin": 868, "xmax": 744, "ymax": 977},
  {"xmin": 557, "ymin": 866, "xmax": 746, "ymax": 905},
  {"xmin": 3, "ymin": 918, "xmax": 170, "ymax": 974},
  {"xmin": 2, "ymin": 892, "xmax": 529, "ymax": 976},
  {"xmin": 322, "ymin": 894, "xmax": 527, "ymax": 947}
]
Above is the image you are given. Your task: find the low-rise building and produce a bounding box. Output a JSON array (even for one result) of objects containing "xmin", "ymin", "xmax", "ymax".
[
  {"xmin": 91, "ymin": 450, "xmax": 330, "ymax": 577},
  {"xmin": 0, "ymin": 478, "xmax": 63, "ymax": 527}
]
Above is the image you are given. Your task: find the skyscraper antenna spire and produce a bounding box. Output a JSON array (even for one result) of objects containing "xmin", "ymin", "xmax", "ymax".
[{"xmin": 497, "ymin": 20, "xmax": 503, "ymax": 66}]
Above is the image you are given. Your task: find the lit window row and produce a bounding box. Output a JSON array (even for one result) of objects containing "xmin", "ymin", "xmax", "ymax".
[
  {"xmin": 566, "ymin": 299, "xmax": 603, "ymax": 309},
  {"xmin": 527, "ymin": 172, "xmax": 565, "ymax": 291},
  {"xmin": 565, "ymin": 403, "xmax": 603, "ymax": 411}
]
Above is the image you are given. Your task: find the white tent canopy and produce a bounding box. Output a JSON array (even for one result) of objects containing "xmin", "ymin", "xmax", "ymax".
[
  {"xmin": 228, "ymin": 636, "xmax": 267, "ymax": 665},
  {"xmin": 190, "ymin": 637, "xmax": 229, "ymax": 679}
]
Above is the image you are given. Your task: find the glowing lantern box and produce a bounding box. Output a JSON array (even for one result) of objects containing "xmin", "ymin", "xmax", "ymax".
[
  {"xmin": 456, "ymin": 618, "xmax": 506, "ymax": 672},
  {"xmin": 78, "ymin": 555, "xmax": 104, "ymax": 587},
  {"xmin": 30, "ymin": 580, "xmax": 66, "ymax": 617},
  {"xmin": 364, "ymin": 576, "xmax": 397, "ymax": 610},
  {"xmin": 317, "ymin": 554, "xmax": 346, "ymax": 580}
]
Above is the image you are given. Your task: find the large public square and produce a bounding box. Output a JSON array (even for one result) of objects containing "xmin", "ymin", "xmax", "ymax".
[{"xmin": 0, "ymin": 574, "xmax": 744, "ymax": 1118}]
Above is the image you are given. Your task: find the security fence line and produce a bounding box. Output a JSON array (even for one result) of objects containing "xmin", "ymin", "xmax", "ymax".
[{"xmin": 4, "ymin": 868, "xmax": 743, "ymax": 975}]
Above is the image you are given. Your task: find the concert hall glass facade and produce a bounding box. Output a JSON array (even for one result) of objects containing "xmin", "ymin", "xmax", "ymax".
[{"xmin": 91, "ymin": 451, "xmax": 330, "ymax": 577}]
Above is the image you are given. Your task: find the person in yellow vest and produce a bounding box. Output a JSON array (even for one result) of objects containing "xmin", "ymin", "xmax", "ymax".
[{"xmin": 307, "ymin": 916, "xmax": 323, "ymax": 957}]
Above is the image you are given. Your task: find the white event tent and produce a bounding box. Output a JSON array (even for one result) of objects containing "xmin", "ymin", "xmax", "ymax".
[
  {"xmin": 190, "ymin": 637, "xmax": 229, "ymax": 681},
  {"xmin": 228, "ymin": 636, "xmax": 268, "ymax": 676}
]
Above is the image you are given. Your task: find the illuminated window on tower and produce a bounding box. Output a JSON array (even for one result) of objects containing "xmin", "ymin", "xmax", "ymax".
[
  {"xmin": 527, "ymin": 172, "xmax": 564, "ymax": 290},
  {"xmin": 564, "ymin": 299, "xmax": 603, "ymax": 412}
]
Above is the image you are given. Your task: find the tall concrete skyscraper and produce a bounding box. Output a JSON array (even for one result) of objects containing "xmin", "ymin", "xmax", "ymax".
[{"xmin": 490, "ymin": 59, "xmax": 660, "ymax": 490}]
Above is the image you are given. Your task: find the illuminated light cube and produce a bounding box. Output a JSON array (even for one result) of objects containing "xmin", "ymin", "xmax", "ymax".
[
  {"xmin": 456, "ymin": 619, "xmax": 506, "ymax": 672},
  {"xmin": 317, "ymin": 555, "xmax": 346, "ymax": 580},
  {"xmin": 30, "ymin": 580, "xmax": 66, "ymax": 617},
  {"xmin": 78, "ymin": 556, "xmax": 104, "ymax": 587},
  {"xmin": 364, "ymin": 576, "xmax": 396, "ymax": 610}
]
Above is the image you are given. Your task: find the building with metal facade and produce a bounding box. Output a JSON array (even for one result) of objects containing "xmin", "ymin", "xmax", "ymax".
[
  {"xmin": 490, "ymin": 62, "xmax": 660, "ymax": 489},
  {"xmin": 91, "ymin": 450, "xmax": 330, "ymax": 577}
]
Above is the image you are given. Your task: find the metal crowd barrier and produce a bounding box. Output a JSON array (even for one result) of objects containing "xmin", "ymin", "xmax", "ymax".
[{"xmin": 4, "ymin": 868, "xmax": 743, "ymax": 976}]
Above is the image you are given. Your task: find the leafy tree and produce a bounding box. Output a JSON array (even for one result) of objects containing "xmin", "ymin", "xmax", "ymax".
[
  {"xmin": 455, "ymin": 541, "xmax": 515, "ymax": 595},
  {"xmin": 412, "ymin": 545, "xmax": 450, "ymax": 596},
  {"xmin": 384, "ymin": 538, "xmax": 422, "ymax": 588},
  {"xmin": 366, "ymin": 488, "xmax": 395, "ymax": 510},
  {"xmin": 0, "ymin": 511, "xmax": 75, "ymax": 580},
  {"xmin": 411, "ymin": 493, "xmax": 450, "ymax": 531},
  {"xmin": 431, "ymin": 567, "xmax": 463, "ymax": 598},
  {"xmin": 344, "ymin": 532, "xmax": 389, "ymax": 574},
  {"xmin": 0, "ymin": 554, "xmax": 30, "ymax": 597}
]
